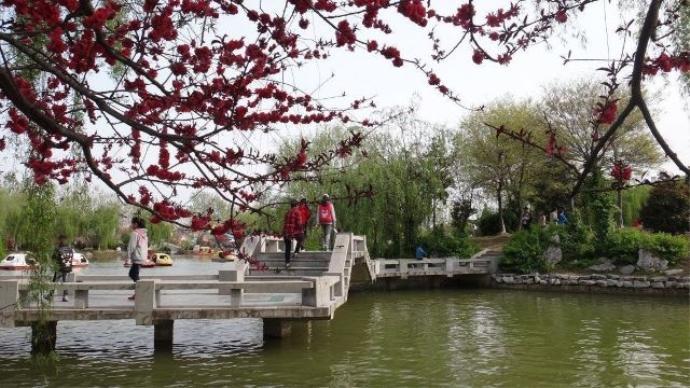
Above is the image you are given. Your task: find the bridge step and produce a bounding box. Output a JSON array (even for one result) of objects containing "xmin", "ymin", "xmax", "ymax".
[
  {"xmin": 256, "ymin": 252, "xmax": 331, "ymax": 261},
  {"xmin": 258, "ymin": 257, "xmax": 330, "ymax": 267},
  {"xmin": 250, "ymin": 269, "xmax": 329, "ymax": 276}
]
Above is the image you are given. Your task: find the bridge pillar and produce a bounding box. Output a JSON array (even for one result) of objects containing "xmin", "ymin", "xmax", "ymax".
[
  {"xmin": 31, "ymin": 320, "xmax": 57, "ymax": 354},
  {"xmin": 154, "ymin": 319, "xmax": 174, "ymax": 353},
  {"xmin": 263, "ymin": 318, "xmax": 291, "ymax": 339}
]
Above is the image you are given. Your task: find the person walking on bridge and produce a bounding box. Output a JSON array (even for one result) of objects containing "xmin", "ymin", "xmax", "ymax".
[
  {"xmin": 127, "ymin": 216, "xmax": 148, "ymax": 300},
  {"xmin": 295, "ymin": 197, "xmax": 311, "ymax": 253},
  {"xmin": 282, "ymin": 199, "xmax": 304, "ymax": 268},
  {"xmin": 318, "ymin": 194, "xmax": 337, "ymax": 251}
]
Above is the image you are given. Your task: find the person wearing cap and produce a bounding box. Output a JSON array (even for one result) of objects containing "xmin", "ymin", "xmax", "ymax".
[
  {"xmin": 317, "ymin": 194, "xmax": 337, "ymax": 251},
  {"xmin": 295, "ymin": 197, "xmax": 311, "ymax": 253},
  {"xmin": 282, "ymin": 199, "xmax": 304, "ymax": 267}
]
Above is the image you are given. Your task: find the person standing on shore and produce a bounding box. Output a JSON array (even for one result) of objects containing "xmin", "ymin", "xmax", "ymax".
[
  {"xmin": 295, "ymin": 197, "xmax": 311, "ymax": 253},
  {"xmin": 127, "ymin": 216, "xmax": 148, "ymax": 300},
  {"xmin": 318, "ymin": 194, "xmax": 337, "ymax": 251},
  {"xmin": 282, "ymin": 200, "xmax": 303, "ymax": 268}
]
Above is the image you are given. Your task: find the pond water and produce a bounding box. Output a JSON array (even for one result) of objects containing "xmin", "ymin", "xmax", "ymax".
[{"xmin": 1, "ymin": 258, "xmax": 688, "ymax": 387}]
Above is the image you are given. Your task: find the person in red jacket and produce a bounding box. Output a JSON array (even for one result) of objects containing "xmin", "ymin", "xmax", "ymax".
[
  {"xmin": 318, "ymin": 194, "xmax": 337, "ymax": 251},
  {"xmin": 282, "ymin": 199, "xmax": 303, "ymax": 267},
  {"xmin": 295, "ymin": 197, "xmax": 311, "ymax": 253}
]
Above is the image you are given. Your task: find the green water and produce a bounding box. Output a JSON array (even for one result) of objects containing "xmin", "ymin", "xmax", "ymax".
[{"xmin": 1, "ymin": 288, "xmax": 688, "ymax": 387}]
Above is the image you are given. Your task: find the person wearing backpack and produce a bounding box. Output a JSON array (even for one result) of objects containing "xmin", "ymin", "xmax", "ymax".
[
  {"xmin": 317, "ymin": 194, "xmax": 337, "ymax": 251},
  {"xmin": 50, "ymin": 234, "xmax": 73, "ymax": 302},
  {"xmin": 127, "ymin": 216, "xmax": 149, "ymax": 300}
]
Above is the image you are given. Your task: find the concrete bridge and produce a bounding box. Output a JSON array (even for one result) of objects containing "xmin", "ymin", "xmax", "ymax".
[
  {"xmin": 0, "ymin": 233, "xmax": 369, "ymax": 353},
  {"xmin": 0, "ymin": 234, "xmax": 497, "ymax": 353}
]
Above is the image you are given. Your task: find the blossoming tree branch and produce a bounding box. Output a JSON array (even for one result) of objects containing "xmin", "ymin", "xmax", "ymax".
[{"xmin": 0, "ymin": 0, "xmax": 687, "ymax": 234}]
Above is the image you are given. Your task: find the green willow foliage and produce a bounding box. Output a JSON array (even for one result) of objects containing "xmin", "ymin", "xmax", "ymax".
[
  {"xmin": 0, "ymin": 184, "xmax": 121, "ymax": 251},
  {"xmin": 280, "ymin": 125, "xmax": 459, "ymax": 258},
  {"xmin": 20, "ymin": 183, "xmax": 58, "ymax": 355}
]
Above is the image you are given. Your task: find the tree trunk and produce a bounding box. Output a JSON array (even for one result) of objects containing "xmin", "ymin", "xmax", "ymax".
[
  {"xmin": 617, "ymin": 189, "xmax": 624, "ymax": 228},
  {"xmin": 497, "ymin": 181, "xmax": 507, "ymax": 235}
]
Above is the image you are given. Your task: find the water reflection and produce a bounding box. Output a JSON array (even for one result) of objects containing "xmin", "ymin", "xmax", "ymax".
[{"xmin": 0, "ymin": 260, "xmax": 688, "ymax": 387}]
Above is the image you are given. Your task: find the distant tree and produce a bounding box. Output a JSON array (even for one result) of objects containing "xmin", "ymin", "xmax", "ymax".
[{"xmin": 640, "ymin": 180, "xmax": 690, "ymax": 234}]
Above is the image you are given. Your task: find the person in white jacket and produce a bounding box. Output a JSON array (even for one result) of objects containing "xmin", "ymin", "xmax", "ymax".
[{"xmin": 127, "ymin": 216, "xmax": 148, "ymax": 300}]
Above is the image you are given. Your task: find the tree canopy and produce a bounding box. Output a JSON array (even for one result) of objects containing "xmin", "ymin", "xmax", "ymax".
[{"xmin": 0, "ymin": 0, "xmax": 687, "ymax": 233}]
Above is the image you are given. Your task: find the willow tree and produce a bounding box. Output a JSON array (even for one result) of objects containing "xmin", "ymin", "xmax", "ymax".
[{"xmin": 0, "ymin": 0, "xmax": 686, "ymax": 232}]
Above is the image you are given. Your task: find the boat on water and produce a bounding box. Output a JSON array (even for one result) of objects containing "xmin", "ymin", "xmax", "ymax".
[
  {"xmin": 152, "ymin": 253, "xmax": 173, "ymax": 266},
  {"xmin": 71, "ymin": 252, "xmax": 89, "ymax": 267},
  {"xmin": 211, "ymin": 251, "xmax": 238, "ymax": 263},
  {"xmin": 0, "ymin": 252, "xmax": 36, "ymax": 270}
]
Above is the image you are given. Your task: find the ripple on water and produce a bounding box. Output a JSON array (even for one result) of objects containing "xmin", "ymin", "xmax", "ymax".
[{"xmin": 0, "ymin": 271, "xmax": 688, "ymax": 387}]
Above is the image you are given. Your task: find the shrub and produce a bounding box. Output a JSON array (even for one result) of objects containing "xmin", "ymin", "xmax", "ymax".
[
  {"xmin": 476, "ymin": 209, "xmax": 503, "ymax": 236},
  {"xmin": 603, "ymin": 228, "xmax": 690, "ymax": 266},
  {"xmin": 603, "ymin": 228, "xmax": 647, "ymax": 265},
  {"xmin": 640, "ymin": 180, "xmax": 689, "ymax": 234},
  {"xmin": 552, "ymin": 211, "xmax": 596, "ymax": 261},
  {"xmin": 501, "ymin": 227, "xmax": 553, "ymax": 273},
  {"xmin": 418, "ymin": 228, "xmax": 479, "ymax": 258},
  {"xmin": 641, "ymin": 233, "xmax": 690, "ymax": 265}
]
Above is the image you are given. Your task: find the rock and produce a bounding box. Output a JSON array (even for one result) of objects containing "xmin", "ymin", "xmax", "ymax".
[
  {"xmin": 606, "ymin": 279, "xmax": 620, "ymax": 287},
  {"xmin": 664, "ymin": 269, "xmax": 683, "ymax": 276},
  {"xmin": 622, "ymin": 281, "xmax": 633, "ymax": 288},
  {"xmin": 588, "ymin": 258, "xmax": 616, "ymax": 273},
  {"xmin": 494, "ymin": 276, "xmax": 503, "ymax": 283},
  {"xmin": 543, "ymin": 246, "xmax": 562, "ymax": 266},
  {"xmin": 678, "ymin": 282, "xmax": 690, "ymax": 289},
  {"xmin": 607, "ymin": 274, "xmax": 620, "ymax": 280},
  {"xmin": 579, "ymin": 280, "xmax": 596, "ymax": 286},
  {"xmin": 651, "ymin": 282, "xmax": 665, "ymax": 289},
  {"xmin": 538, "ymin": 280, "xmax": 548, "ymax": 285},
  {"xmin": 503, "ymin": 276, "xmax": 514, "ymax": 284},
  {"xmin": 595, "ymin": 280, "xmax": 608, "ymax": 287},
  {"xmin": 524, "ymin": 277, "xmax": 534, "ymax": 285},
  {"xmin": 618, "ymin": 265, "xmax": 636, "ymax": 275},
  {"xmin": 567, "ymin": 279, "xmax": 579, "ymax": 286},
  {"xmin": 590, "ymin": 274, "xmax": 607, "ymax": 280},
  {"xmin": 637, "ymin": 249, "xmax": 669, "ymax": 272},
  {"xmin": 665, "ymin": 281, "xmax": 676, "ymax": 288},
  {"xmin": 650, "ymin": 276, "xmax": 667, "ymax": 282},
  {"xmin": 633, "ymin": 280, "xmax": 651, "ymax": 288}
]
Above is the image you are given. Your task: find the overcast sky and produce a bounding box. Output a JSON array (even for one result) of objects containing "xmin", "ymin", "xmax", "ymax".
[{"xmin": 280, "ymin": 0, "xmax": 689, "ymax": 175}]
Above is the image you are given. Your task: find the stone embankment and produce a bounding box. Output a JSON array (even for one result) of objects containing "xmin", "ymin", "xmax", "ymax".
[{"xmin": 491, "ymin": 273, "xmax": 690, "ymax": 296}]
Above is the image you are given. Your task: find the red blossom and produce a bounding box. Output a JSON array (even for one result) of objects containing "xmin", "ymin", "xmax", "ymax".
[
  {"xmin": 554, "ymin": 9, "xmax": 568, "ymax": 23},
  {"xmin": 611, "ymin": 161, "xmax": 632, "ymax": 182},
  {"xmin": 472, "ymin": 50, "xmax": 484, "ymax": 64},
  {"xmin": 595, "ymin": 100, "xmax": 618, "ymax": 125}
]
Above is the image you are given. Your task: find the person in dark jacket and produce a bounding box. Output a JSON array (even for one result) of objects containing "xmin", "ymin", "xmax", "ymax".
[
  {"xmin": 282, "ymin": 200, "xmax": 304, "ymax": 268},
  {"xmin": 51, "ymin": 234, "xmax": 73, "ymax": 302}
]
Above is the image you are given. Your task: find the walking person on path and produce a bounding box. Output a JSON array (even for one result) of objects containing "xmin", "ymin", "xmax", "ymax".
[
  {"xmin": 317, "ymin": 194, "xmax": 337, "ymax": 251},
  {"xmin": 127, "ymin": 216, "xmax": 148, "ymax": 300},
  {"xmin": 282, "ymin": 199, "xmax": 304, "ymax": 268},
  {"xmin": 50, "ymin": 234, "xmax": 73, "ymax": 302},
  {"xmin": 295, "ymin": 197, "xmax": 311, "ymax": 253}
]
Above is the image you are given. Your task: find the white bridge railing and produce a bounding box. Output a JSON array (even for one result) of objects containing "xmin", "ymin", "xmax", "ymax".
[
  {"xmin": 0, "ymin": 261, "xmax": 341, "ymax": 327},
  {"xmin": 372, "ymin": 252, "xmax": 495, "ymax": 279}
]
